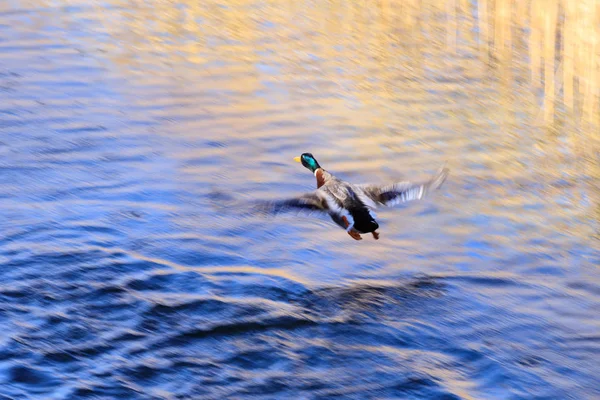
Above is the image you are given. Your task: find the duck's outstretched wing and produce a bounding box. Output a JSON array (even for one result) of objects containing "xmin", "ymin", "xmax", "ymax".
[
  {"xmin": 357, "ymin": 166, "xmax": 449, "ymax": 208},
  {"xmin": 253, "ymin": 191, "xmax": 330, "ymax": 215}
]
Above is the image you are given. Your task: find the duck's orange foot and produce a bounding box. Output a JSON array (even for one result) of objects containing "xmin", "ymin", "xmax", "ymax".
[
  {"xmin": 348, "ymin": 229, "xmax": 362, "ymax": 241},
  {"xmin": 372, "ymin": 231, "xmax": 379, "ymax": 240}
]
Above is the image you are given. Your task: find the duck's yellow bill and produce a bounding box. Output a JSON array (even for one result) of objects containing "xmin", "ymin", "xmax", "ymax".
[{"xmin": 293, "ymin": 156, "xmax": 301, "ymax": 162}]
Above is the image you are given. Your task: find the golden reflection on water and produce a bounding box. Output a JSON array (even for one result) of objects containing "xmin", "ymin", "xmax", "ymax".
[
  {"xmin": 30, "ymin": 0, "xmax": 599, "ymax": 126},
  {"xmin": 8, "ymin": 0, "xmax": 600, "ymax": 236}
]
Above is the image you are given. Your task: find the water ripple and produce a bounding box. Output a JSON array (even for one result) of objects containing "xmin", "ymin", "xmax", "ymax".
[{"xmin": 1, "ymin": 0, "xmax": 600, "ymax": 399}]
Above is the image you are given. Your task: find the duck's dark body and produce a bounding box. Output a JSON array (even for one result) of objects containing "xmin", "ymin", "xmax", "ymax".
[
  {"xmin": 348, "ymin": 206, "xmax": 379, "ymax": 233},
  {"xmin": 318, "ymin": 172, "xmax": 380, "ymax": 235}
]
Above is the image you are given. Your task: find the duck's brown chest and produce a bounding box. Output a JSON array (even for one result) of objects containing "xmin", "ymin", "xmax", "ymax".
[{"xmin": 315, "ymin": 169, "xmax": 326, "ymax": 188}]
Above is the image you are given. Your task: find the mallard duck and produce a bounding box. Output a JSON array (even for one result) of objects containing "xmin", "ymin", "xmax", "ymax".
[{"xmin": 258, "ymin": 153, "xmax": 449, "ymax": 241}]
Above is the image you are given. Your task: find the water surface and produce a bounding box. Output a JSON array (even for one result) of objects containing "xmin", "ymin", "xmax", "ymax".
[{"xmin": 1, "ymin": 1, "xmax": 599, "ymax": 399}]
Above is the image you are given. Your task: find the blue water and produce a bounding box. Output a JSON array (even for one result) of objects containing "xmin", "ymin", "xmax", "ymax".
[{"xmin": 1, "ymin": 1, "xmax": 599, "ymax": 399}]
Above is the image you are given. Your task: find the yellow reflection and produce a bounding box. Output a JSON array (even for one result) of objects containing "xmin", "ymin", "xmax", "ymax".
[
  {"xmin": 21, "ymin": 0, "xmax": 599, "ymax": 126},
  {"xmin": 15, "ymin": 0, "xmax": 600, "ymax": 231}
]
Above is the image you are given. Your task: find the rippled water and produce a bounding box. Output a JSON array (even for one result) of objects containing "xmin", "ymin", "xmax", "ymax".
[{"xmin": 1, "ymin": 1, "xmax": 600, "ymax": 399}]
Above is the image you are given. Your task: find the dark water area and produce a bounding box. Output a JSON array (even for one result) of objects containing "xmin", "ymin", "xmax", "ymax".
[{"xmin": 1, "ymin": 1, "xmax": 600, "ymax": 399}]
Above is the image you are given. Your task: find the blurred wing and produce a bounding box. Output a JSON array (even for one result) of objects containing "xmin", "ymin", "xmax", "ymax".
[
  {"xmin": 358, "ymin": 167, "xmax": 449, "ymax": 207},
  {"xmin": 253, "ymin": 192, "xmax": 329, "ymax": 215}
]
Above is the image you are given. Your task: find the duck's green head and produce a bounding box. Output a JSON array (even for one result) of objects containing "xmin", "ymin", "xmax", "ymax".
[{"xmin": 293, "ymin": 153, "xmax": 321, "ymax": 173}]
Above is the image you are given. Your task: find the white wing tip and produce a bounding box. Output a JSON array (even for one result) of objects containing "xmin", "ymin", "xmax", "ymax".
[{"xmin": 430, "ymin": 166, "xmax": 449, "ymax": 190}]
